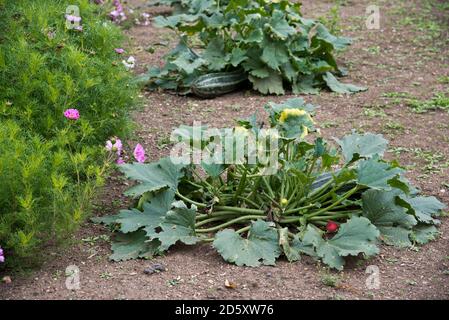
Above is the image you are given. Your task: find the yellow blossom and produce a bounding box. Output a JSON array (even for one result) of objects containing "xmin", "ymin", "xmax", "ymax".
[{"xmin": 279, "ymin": 109, "xmax": 307, "ymax": 123}]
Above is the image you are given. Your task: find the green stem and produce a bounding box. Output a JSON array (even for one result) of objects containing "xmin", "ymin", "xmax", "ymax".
[
  {"xmin": 236, "ymin": 196, "xmax": 260, "ymax": 208},
  {"xmin": 262, "ymin": 176, "xmax": 275, "ymax": 199},
  {"xmin": 236, "ymin": 225, "xmax": 251, "ymax": 234},
  {"xmin": 306, "ymin": 186, "xmax": 359, "ymax": 219},
  {"xmin": 279, "ymin": 216, "xmax": 303, "ymax": 224},
  {"xmin": 195, "ymin": 215, "xmax": 264, "ymax": 233},
  {"xmin": 175, "ymin": 191, "xmax": 207, "ymax": 208},
  {"xmin": 214, "ymin": 206, "xmax": 265, "ymax": 215},
  {"xmin": 195, "ymin": 216, "xmax": 232, "ymax": 227},
  {"xmin": 307, "ymin": 212, "xmax": 353, "ymax": 221},
  {"xmin": 284, "ymin": 203, "xmax": 317, "ymax": 215},
  {"xmin": 197, "ymin": 210, "xmax": 242, "ymax": 220}
]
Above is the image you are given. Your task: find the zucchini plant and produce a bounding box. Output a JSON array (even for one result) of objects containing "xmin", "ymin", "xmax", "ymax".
[
  {"xmin": 143, "ymin": 0, "xmax": 367, "ymax": 97},
  {"xmin": 94, "ymin": 98, "xmax": 446, "ymax": 270}
]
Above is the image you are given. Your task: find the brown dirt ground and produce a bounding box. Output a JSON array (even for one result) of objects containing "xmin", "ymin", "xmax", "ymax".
[{"xmin": 1, "ymin": 0, "xmax": 449, "ymax": 300}]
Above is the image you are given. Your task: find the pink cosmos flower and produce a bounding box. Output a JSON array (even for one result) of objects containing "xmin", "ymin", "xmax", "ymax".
[
  {"xmin": 113, "ymin": 0, "xmax": 123, "ymax": 11},
  {"xmin": 0, "ymin": 247, "xmax": 4, "ymax": 263},
  {"xmin": 109, "ymin": 0, "xmax": 127, "ymax": 22},
  {"xmin": 109, "ymin": 10, "xmax": 120, "ymax": 20},
  {"xmin": 64, "ymin": 109, "xmax": 80, "ymax": 120},
  {"xmin": 116, "ymin": 157, "xmax": 126, "ymax": 165},
  {"xmin": 115, "ymin": 48, "xmax": 125, "ymax": 54},
  {"xmin": 133, "ymin": 144, "xmax": 146, "ymax": 163},
  {"xmin": 105, "ymin": 137, "xmax": 123, "ymax": 155}
]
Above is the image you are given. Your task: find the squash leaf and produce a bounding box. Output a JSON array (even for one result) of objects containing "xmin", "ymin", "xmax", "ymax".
[
  {"xmin": 119, "ymin": 157, "xmax": 186, "ymax": 197},
  {"xmin": 213, "ymin": 220, "xmax": 281, "ymax": 267},
  {"xmin": 302, "ymin": 216, "xmax": 380, "ymax": 270},
  {"xmin": 336, "ymin": 132, "xmax": 388, "ymax": 163},
  {"xmin": 110, "ymin": 230, "xmax": 161, "ymax": 262},
  {"xmin": 148, "ymin": 201, "xmax": 199, "ymax": 251}
]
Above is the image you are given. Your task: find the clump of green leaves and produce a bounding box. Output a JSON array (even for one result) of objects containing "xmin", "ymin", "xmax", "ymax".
[
  {"xmin": 0, "ymin": 121, "xmax": 107, "ymax": 267},
  {"xmin": 145, "ymin": 0, "xmax": 366, "ymax": 96},
  {"xmin": 407, "ymin": 92, "xmax": 449, "ymax": 113},
  {"xmin": 95, "ymin": 98, "xmax": 445, "ymax": 270}
]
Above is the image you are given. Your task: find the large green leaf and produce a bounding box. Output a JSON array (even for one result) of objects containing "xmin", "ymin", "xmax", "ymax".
[
  {"xmin": 292, "ymin": 75, "xmax": 320, "ymax": 95},
  {"xmin": 357, "ymin": 158, "xmax": 403, "ymax": 190},
  {"xmin": 203, "ymin": 38, "xmax": 229, "ymax": 70},
  {"xmin": 315, "ymin": 24, "xmax": 352, "ymax": 50},
  {"xmin": 323, "ymin": 72, "xmax": 367, "ymax": 94},
  {"xmin": 336, "ymin": 132, "xmax": 388, "ymax": 163},
  {"xmin": 110, "ymin": 230, "xmax": 161, "ymax": 262},
  {"xmin": 267, "ymin": 10, "xmax": 296, "ymax": 40},
  {"xmin": 149, "ymin": 201, "xmax": 199, "ymax": 251},
  {"xmin": 398, "ymin": 195, "xmax": 446, "ymax": 225},
  {"xmin": 411, "ymin": 224, "xmax": 440, "ymax": 245},
  {"xmin": 92, "ymin": 190, "xmax": 174, "ymax": 235},
  {"xmin": 213, "ymin": 220, "xmax": 281, "ymax": 267},
  {"xmin": 248, "ymin": 71, "xmax": 285, "ymax": 95},
  {"xmin": 120, "ymin": 157, "xmax": 186, "ymax": 197},
  {"xmin": 261, "ymin": 40, "xmax": 289, "ymax": 70},
  {"xmin": 362, "ymin": 190, "xmax": 417, "ymax": 228},
  {"xmin": 230, "ymin": 47, "xmax": 248, "ymax": 66},
  {"xmin": 302, "ymin": 216, "xmax": 380, "ymax": 270},
  {"xmin": 362, "ymin": 189, "xmax": 417, "ymax": 247},
  {"xmin": 376, "ymin": 226, "xmax": 412, "ymax": 247},
  {"xmin": 172, "ymin": 52, "xmax": 206, "ymax": 74}
]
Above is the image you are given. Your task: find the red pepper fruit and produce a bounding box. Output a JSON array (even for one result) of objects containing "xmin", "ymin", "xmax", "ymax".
[{"xmin": 326, "ymin": 220, "xmax": 339, "ymax": 233}]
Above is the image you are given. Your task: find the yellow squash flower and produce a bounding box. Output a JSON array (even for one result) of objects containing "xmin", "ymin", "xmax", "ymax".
[{"xmin": 278, "ymin": 108, "xmax": 307, "ymax": 123}]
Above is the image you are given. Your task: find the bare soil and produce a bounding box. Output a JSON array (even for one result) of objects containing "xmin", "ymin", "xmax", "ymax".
[{"xmin": 1, "ymin": 0, "xmax": 448, "ymax": 300}]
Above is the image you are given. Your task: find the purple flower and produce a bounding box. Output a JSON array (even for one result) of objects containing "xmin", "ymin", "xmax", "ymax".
[
  {"xmin": 133, "ymin": 144, "xmax": 146, "ymax": 163},
  {"xmin": 105, "ymin": 137, "xmax": 123, "ymax": 155},
  {"xmin": 113, "ymin": 0, "xmax": 123, "ymax": 11},
  {"xmin": 109, "ymin": 0, "xmax": 127, "ymax": 23},
  {"xmin": 74, "ymin": 25, "xmax": 83, "ymax": 32},
  {"xmin": 64, "ymin": 109, "xmax": 80, "ymax": 120},
  {"xmin": 109, "ymin": 10, "xmax": 120, "ymax": 20},
  {"xmin": 116, "ymin": 157, "xmax": 126, "ymax": 165},
  {"xmin": 115, "ymin": 48, "xmax": 125, "ymax": 54},
  {"xmin": 0, "ymin": 247, "xmax": 4, "ymax": 263}
]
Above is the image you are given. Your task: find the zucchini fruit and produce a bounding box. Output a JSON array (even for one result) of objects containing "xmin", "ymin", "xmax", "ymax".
[{"xmin": 191, "ymin": 70, "xmax": 248, "ymax": 98}]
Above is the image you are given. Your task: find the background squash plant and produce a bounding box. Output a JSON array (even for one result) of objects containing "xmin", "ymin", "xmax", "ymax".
[
  {"xmin": 95, "ymin": 98, "xmax": 446, "ymax": 270},
  {"xmin": 144, "ymin": 0, "xmax": 367, "ymax": 96}
]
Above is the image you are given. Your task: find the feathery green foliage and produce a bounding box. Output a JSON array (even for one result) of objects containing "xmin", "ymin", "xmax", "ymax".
[{"xmin": 0, "ymin": 0, "xmax": 137, "ymax": 268}]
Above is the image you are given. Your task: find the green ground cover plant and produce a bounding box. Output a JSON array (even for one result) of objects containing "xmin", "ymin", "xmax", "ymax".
[
  {"xmin": 0, "ymin": 0, "xmax": 137, "ymax": 268},
  {"xmin": 95, "ymin": 98, "xmax": 446, "ymax": 270}
]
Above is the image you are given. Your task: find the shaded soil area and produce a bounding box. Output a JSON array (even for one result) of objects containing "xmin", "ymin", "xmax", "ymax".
[{"xmin": 1, "ymin": 0, "xmax": 448, "ymax": 300}]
